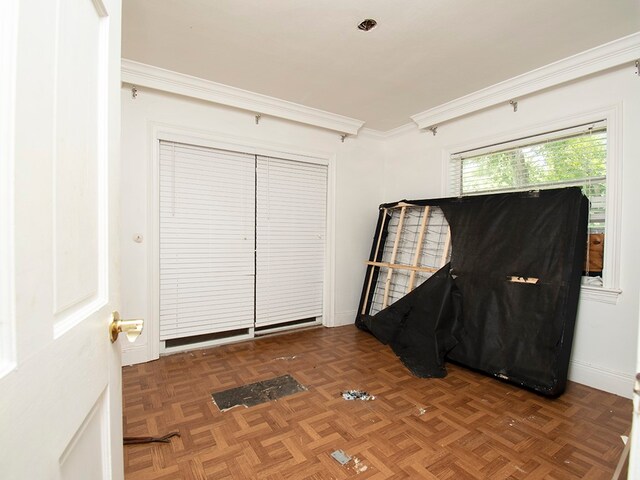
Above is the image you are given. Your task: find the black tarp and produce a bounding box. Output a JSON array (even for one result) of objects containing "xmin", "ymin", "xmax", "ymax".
[
  {"xmin": 356, "ymin": 187, "xmax": 588, "ymax": 397},
  {"xmin": 358, "ymin": 263, "xmax": 462, "ymax": 378}
]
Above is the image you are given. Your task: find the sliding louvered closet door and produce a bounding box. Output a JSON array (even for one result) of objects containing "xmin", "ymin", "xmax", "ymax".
[
  {"xmin": 159, "ymin": 141, "xmax": 256, "ymax": 340},
  {"xmin": 256, "ymin": 156, "xmax": 327, "ymax": 328}
]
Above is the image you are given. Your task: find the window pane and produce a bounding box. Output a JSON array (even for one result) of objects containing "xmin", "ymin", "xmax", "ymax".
[{"xmin": 461, "ymin": 130, "xmax": 606, "ymax": 195}]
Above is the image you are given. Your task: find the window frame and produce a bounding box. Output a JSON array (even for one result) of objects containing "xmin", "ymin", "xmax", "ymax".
[
  {"xmin": 142, "ymin": 122, "xmax": 337, "ymax": 362},
  {"xmin": 442, "ymin": 106, "xmax": 622, "ymax": 304}
]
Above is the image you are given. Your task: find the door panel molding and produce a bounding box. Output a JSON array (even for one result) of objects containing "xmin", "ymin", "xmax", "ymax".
[
  {"xmin": 59, "ymin": 387, "xmax": 110, "ymax": 480},
  {"xmin": 53, "ymin": 0, "xmax": 111, "ymax": 338}
]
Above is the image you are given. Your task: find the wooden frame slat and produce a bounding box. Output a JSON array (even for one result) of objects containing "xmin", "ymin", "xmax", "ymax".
[
  {"xmin": 361, "ymin": 209, "xmax": 388, "ymax": 315},
  {"xmin": 366, "ymin": 261, "xmax": 439, "ymax": 274}
]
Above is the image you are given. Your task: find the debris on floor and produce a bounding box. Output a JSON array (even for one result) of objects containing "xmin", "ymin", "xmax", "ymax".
[
  {"xmin": 352, "ymin": 457, "xmax": 368, "ymax": 474},
  {"xmin": 273, "ymin": 355, "xmax": 298, "ymax": 361},
  {"xmin": 341, "ymin": 390, "xmax": 375, "ymax": 401},
  {"xmin": 212, "ymin": 374, "xmax": 306, "ymax": 411},
  {"xmin": 330, "ymin": 450, "xmax": 369, "ymax": 474},
  {"xmin": 123, "ymin": 431, "xmax": 180, "ymax": 445},
  {"xmin": 417, "ymin": 407, "xmax": 427, "ymax": 416},
  {"xmin": 330, "ymin": 450, "xmax": 351, "ymax": 465}
]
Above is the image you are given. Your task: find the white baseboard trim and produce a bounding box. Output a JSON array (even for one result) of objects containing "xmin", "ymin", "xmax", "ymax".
[
  {"xmin": 121, "ymin": 343, "xmax": 153, "ymax": 367},
  {"xmin": 568, "ymin": 359, "xmax": 634, "ymax": 399},
  {"xmin": 332, "ymin": 309, "xmax": 357, "ymax": 327}
]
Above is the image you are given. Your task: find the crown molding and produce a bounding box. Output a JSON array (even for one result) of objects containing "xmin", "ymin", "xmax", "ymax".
[
  {"xmin": 381, "ymin": 122, "xmax": 418, "ymax": 138},
  {"xmin": 359, "ymin": 122, "xmax": 417, "ymax": 139},
  {"xmin": 411, "ymin": 32, "xmax": 640, "ymax": 129},
  {"xmin": 357, "ymin": 127, "xmax": 387, "ymax": 139},
  {"xmin": 121, "ymin": 59, "xmax": 365, "ymax": 135}
]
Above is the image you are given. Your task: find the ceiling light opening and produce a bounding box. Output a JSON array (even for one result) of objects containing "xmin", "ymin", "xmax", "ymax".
[{"xmin": 357, "ymin": 19, "xmax": 377, "ymax": 32}]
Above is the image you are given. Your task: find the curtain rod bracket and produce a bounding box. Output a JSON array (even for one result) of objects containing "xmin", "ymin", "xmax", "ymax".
[
  {"xmin": 635, "ymin": 60, "xmax": 639, "ymax": 77},
  {"xmin": 509, "ymin": 100, "xmax": 518, "ymax": 112},
  {"xmin": 131, "ymin": 86, "xmax": 138, "ymax": 99},
  {"xmin": 427, "ymin": 126, "xmax": 438, "ymax": 136},
  {"xmin": 255, "ymin": 114, "xmax": 261, "ymax": 125},
  {"xmin": 340, "ymin": 134, "xmax": 348, "ymax": 143}
]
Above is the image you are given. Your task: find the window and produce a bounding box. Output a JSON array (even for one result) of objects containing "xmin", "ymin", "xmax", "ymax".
[{"xmin": 449, "ymin": 120, "xmax": 607, "ymax": 286}]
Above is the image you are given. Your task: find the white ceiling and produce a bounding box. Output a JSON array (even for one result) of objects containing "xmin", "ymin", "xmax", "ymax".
[{"xmin": 122, "ymin": 0, "xmax": 640, "ymax": 132}]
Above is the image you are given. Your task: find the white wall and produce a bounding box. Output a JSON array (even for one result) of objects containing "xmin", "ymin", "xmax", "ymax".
[
  {"xmin": 120, "ymin": 87, "xmax": 385, "ymax": 365},
  {"xmin": 382, "ymin": 65, "xmax": 640, "ymax": 398}
]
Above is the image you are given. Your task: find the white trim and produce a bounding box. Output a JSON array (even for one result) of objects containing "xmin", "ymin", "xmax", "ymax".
[
  {"xmin": 385, "ymin": 122, "xmax": 420, "ymax": 138},
  {"xmin": 148, "ymin": 122, "xmax": 160, "ymax": 361},
  {"xmin": 568, "ymin": 359, "xmax": 634, "ymax": 399},
  {"xmin": 357, "ymin": 127, "xmax": 387, "ymax": 139},
  {"xmin": 412, "ymin": 32, "xmax": 640, "ymax": 129},
  {"xmin": 602, "ymin": 103, "xmax": 623, "ymax": 294},
  {"xmin": 359, "ymin": 122, "xmax": 417, "ymax": 139},
  {"xmin": 323, "ymin": 153, "xmax": 337, "ymax": 327},
  {"xmin": 440, "ymin": 104, "xmax": 623, "ymax": 301},
  {"xmin": 0, "ymin": 0, "xmax": 18, "ymax": 377},
  {"xmin": 124, "ymin": 122, "xmax": 337, "ymax": 363},
  {"xmin": 580, "ymin": 286, "xmax": 622, "ymax": 305},
  {"xmin": 121, "ymin": 59, "xmax": 365, "ymax": 135}
]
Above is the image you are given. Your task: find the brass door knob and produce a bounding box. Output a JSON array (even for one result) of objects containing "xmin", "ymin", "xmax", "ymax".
[{"xmin": 110, "ymin": 311, "xmax": 144, "ymax": 343}]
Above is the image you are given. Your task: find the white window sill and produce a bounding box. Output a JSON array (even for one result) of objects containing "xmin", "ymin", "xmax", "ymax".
[{"xmin": 579, "ymin": 285, "xmax": 622, "ymax": 304}]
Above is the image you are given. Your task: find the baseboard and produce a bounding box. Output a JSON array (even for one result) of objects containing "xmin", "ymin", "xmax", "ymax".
[
  {"xmin": 121, "ymin": 343, "xmax": 153, "ymax": 367},
  {"xmin": 332, "ymin": 309, "xmax": 357, "ymax": 327},
  {"xmin": 568, "ymin": 359, "xmax": 634, "ymax": 399}
]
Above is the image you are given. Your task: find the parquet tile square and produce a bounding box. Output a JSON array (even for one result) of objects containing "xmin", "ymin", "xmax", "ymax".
[{"xmin": 123, "ymin": 325, "xmax": 630, "ymax": 479}]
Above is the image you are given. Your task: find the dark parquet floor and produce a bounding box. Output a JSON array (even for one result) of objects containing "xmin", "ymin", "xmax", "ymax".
[{"xmin": 123, "ymin": 325, "xmax": 631, "ymax": 479}]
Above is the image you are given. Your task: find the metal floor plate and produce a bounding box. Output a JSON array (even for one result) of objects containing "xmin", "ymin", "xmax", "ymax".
[{"xmin": 212, "ymin": 374, "xmax": 306, "ymax": 411}]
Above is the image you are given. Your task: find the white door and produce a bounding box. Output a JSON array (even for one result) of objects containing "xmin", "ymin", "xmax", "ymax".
[{"xmin": 0, "ymin": 0, "xmax": 123, "ymax": 479}]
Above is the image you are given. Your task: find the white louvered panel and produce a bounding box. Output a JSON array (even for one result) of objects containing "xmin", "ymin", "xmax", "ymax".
[
  {"xmin": 256, "ymin": 156, "xmax": 327, "ymax": 328},
  {"xmin": 159, "ymin": 141, "xmax": 255, "ymax": 340}
]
